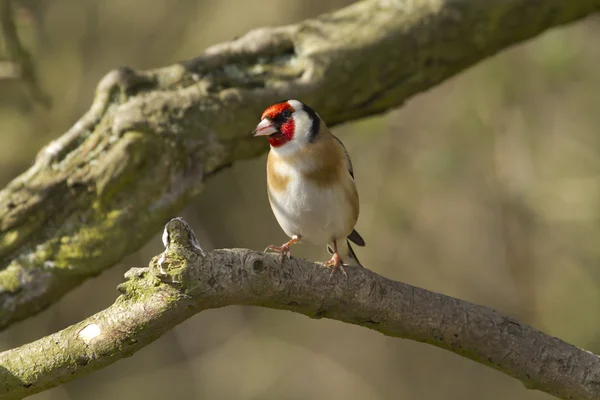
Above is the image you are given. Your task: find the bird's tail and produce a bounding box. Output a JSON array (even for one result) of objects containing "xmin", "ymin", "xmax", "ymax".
[{"xmin": 328, "ymin": 239, "xmax": 363, "ymax": 268}]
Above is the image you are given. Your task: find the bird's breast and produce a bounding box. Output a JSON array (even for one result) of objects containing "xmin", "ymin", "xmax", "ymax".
[{"xmin": 266, "ymin": 153, "xmax": 358, "ymax": 245}]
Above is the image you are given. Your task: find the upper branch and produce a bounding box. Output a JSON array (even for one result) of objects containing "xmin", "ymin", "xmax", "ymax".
[
  {"xmin": 1, "ymin": 0, "xmax": 599, "ymax": 331},
  {"xmin": 0, "ymin": 218, "xmax": 598, "ymax": 400}
]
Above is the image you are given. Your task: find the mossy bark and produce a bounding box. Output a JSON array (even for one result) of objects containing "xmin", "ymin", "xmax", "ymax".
[{"xmin": 1, "ymin": 0, "xmax": 599, "ymax": 331}]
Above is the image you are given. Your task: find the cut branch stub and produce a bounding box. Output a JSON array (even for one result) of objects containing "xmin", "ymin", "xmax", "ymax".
[{"xmin": 150, "ymin": 217, "xmax": 205, "ymax": 288}]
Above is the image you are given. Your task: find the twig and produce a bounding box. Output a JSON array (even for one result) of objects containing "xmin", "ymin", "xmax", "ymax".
[{"xmin": 0, "ymin": 0, "xmax": 50, "ymax": 107}]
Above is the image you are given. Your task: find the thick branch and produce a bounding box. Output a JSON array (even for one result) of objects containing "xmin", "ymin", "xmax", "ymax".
[
  {"xmin": 0, "ymin": 218, "xmax": 598, "ymax": 400},
  {"xmin": 1, "ymin": 0, "xmax": 599, "ymax": 331}
]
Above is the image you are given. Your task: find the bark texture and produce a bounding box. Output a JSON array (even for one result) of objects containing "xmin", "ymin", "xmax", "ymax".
[
  {"xmin": 0, "ymin": 0, "xmax": 599, "ymax": 331},
  {"xmin": 1, "ymin": 218, "xmax": 599, "ymax": 400}
]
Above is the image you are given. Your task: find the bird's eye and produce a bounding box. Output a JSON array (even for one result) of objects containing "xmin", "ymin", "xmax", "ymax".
[{"xmin": 280, "ymin": 110, "xmax": 292, "ymax": 119}]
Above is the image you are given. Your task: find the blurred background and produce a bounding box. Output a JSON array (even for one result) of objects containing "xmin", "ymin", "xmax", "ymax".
[{"xmin": 1, "ymin": 1, "xmax": 600, "ymax": 399}]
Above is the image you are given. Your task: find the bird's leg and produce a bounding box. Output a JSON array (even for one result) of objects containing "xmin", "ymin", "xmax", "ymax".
[
  {"xmin": 265, "ymin": 235, "xmax": 300, "ymax": 261},
  {"xmin": 323, "ymin": 240, "xmax": 347, "ymax": 277}
]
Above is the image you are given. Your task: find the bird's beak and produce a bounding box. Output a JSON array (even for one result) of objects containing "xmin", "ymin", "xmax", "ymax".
[{"xmin": 253, "ymin": 119, "xmax": 278, "ymax": 137}]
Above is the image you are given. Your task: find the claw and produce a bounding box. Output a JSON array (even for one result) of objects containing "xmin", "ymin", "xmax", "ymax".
[
  {"xmin": 264, "ymin": 236, "xmax": 299, "ymax": 263},
  {"xmin": 264, "ymin": 244, "xmax": 284, "ymax": 254},
  {"xmin": 323, "ymin": 251, "xmax": 347, "ymax": 278}
]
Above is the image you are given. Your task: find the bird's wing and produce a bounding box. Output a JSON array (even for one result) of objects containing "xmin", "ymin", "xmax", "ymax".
[
  {"xmin": 332, "ymin": 134, "xmax": 354, "ymax": 179},
  {"xmin": 330, "ymin": 134, "xmax": 365, "ymax": 247}
]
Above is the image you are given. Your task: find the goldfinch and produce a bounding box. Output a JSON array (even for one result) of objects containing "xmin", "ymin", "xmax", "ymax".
[{"xmin": 253, "ymin": 99, "xmax": 365, "ymax": 274}]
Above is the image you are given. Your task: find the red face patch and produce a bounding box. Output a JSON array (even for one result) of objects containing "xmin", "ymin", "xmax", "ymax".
[
  {"xmin": 261, "ymin": 102, "xmax": 294, "ymax": 120},
  {"xmin": 261, "ymin": 101, "xmax": 296, "ymax": 148},
  {"xmin": 267, "ymin": 119, "xmax": 295, "ymax": 147}
]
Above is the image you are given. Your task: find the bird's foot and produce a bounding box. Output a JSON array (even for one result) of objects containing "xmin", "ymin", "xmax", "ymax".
[
  {"xmin": 323, "ymin": 252, "xmax": 347, "ymax": 278},
  {"xmin": 264, "ymin": 243, "xmax": 292, "ymax": 261},
  {"xmin": 264, "ymin": 236, "xmax": 299, "ymax": 263}
]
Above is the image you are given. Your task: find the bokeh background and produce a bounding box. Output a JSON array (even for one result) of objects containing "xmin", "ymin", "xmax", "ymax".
[{"xmin": 1, "ymin": 1, "xmax": 600, "ymax": 399}]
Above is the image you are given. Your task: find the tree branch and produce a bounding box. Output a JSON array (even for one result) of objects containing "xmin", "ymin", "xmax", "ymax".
[
  {"xmin": 1, "ymin": 0, "xmax": 599, "ymax": 331},
  {"xmin": 0, "ymin": 218, "xmax": 598, "ymax": 400},
  {"xmin": 0, "ymin": 0, "xmax": 50, "ymax": 106}
]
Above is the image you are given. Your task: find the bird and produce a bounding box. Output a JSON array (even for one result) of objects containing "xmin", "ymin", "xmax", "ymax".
[{"xmin": 253, "ymin": 99, "xmax": 365, "ymax": 274}]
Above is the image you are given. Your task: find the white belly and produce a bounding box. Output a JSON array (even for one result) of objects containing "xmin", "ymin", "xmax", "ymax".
[{"xmin": 268, "ymin": 176, "xmax": 355, "ymax": 245}]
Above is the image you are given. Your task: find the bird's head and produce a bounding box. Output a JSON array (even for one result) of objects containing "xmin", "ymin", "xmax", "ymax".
[{"xmin": 253, "ymin": 99, "xmax": 320, "ymax": 155}]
